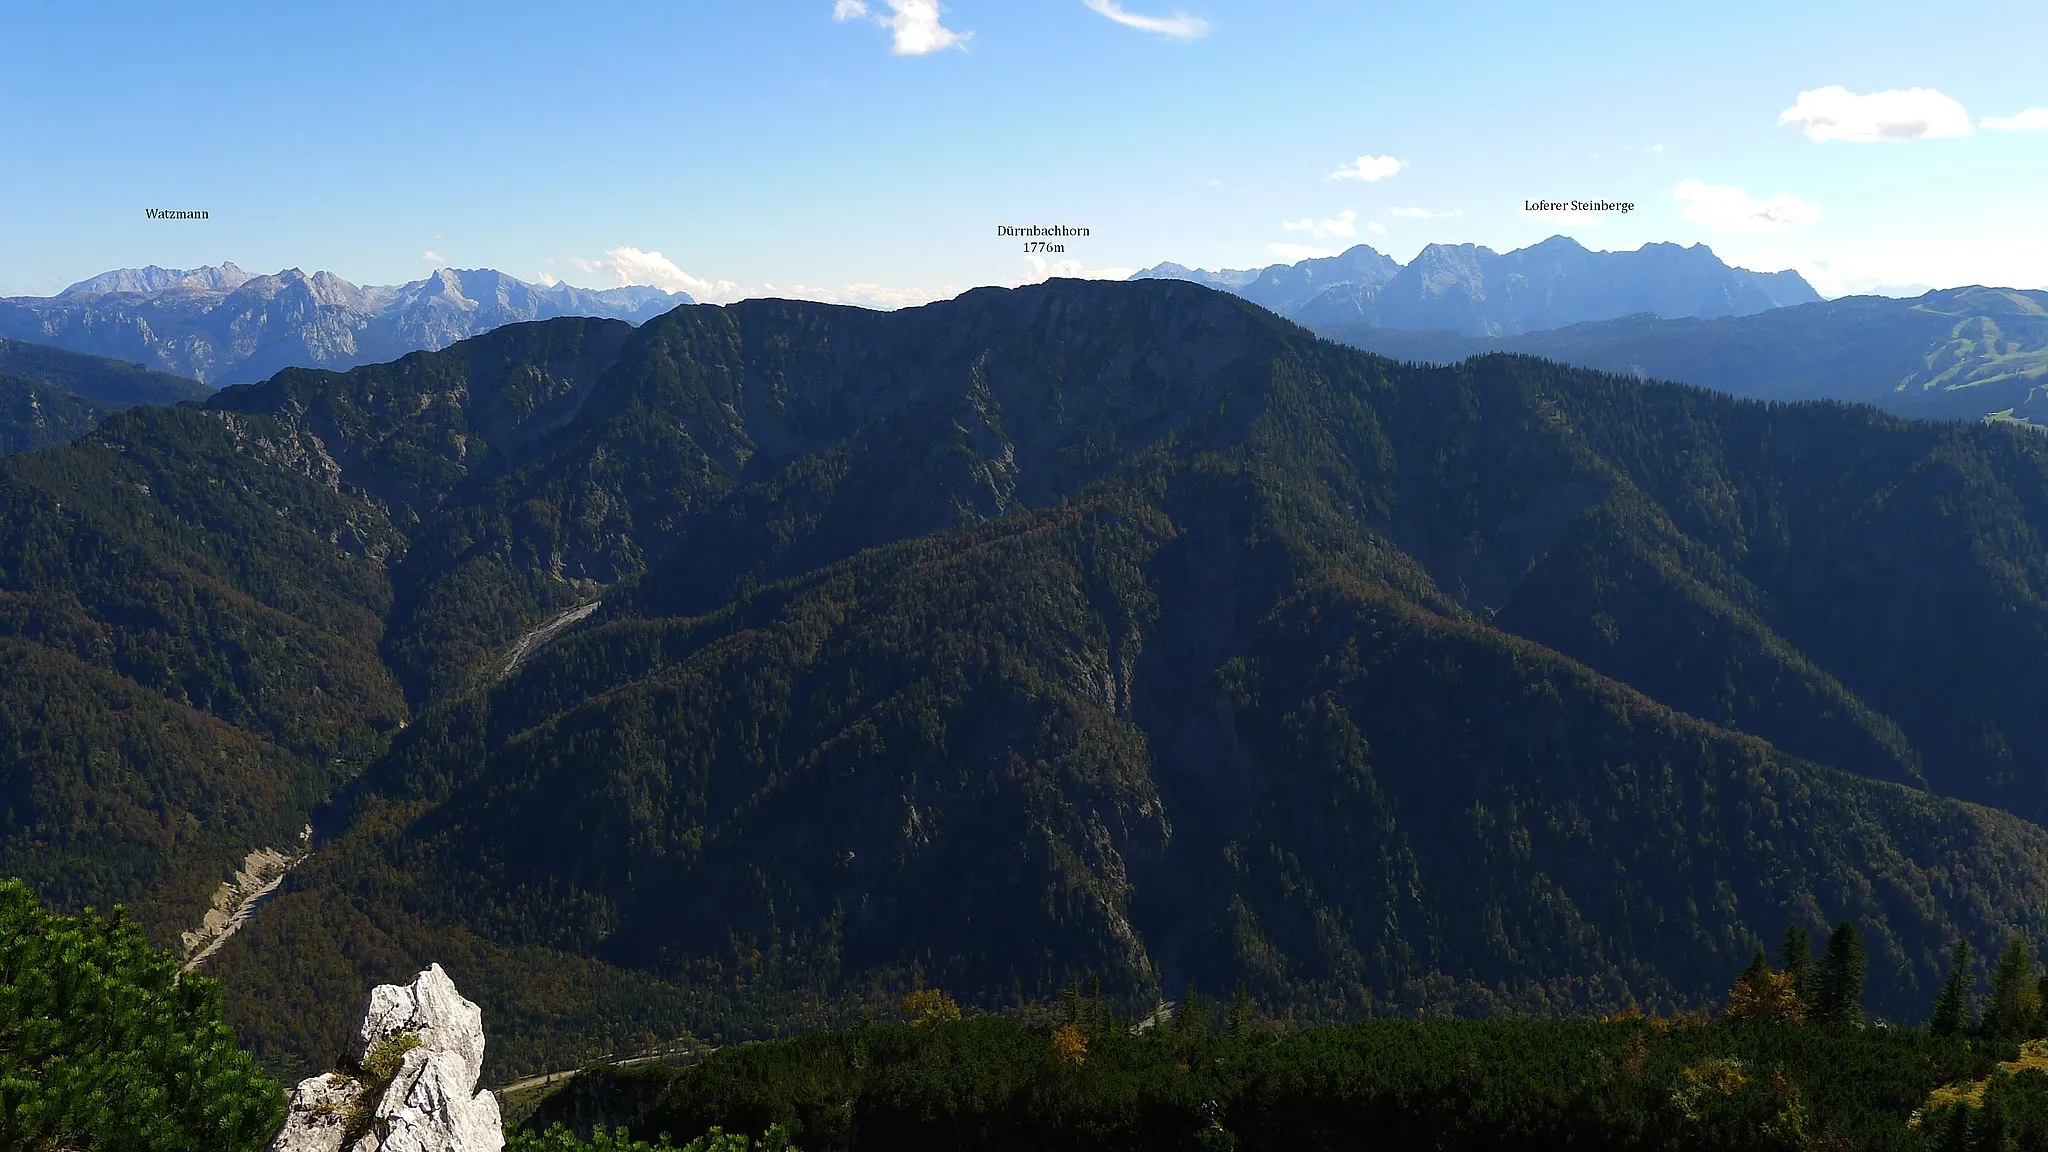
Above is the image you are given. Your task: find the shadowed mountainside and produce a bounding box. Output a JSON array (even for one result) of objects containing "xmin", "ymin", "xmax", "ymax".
[{"xmin": 0, "ymin": 280, "xmax": 2043, "ymax": 1081}]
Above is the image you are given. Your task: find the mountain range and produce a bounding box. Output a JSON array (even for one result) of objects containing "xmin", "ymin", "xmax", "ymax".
[
  {"xmin": 0, "ymin": 263, "xmax": 694, "ymax": 386},
  {"xmin": 1317, "ymin": 286, "xmax": 2048, "ymax": 428},
  {"xmin": 1133, "ymin": 237, "xmax": 1821, "ymax": 334},
  {"xmin": 2, "ymin": 278, "xmax": 2046, "ymax": 1085}
]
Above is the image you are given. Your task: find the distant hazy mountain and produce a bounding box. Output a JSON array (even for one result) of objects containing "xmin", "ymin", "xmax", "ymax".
[
  {"xmin": 1135, "ymin": 237, "xmax": 1820, "ymax": 336},
  {"xmin": 0, "ymin": 264, "xmax": 694, "ymax": 385},
  {"xmin": 62, "ymin": 263, "xmax": 260, "ymax": 296},
  {"xmin": 1317, "ymin": 286, "xmax": 2048, "ymax": 426},
  {"xmin": 1239, "ymin": 246, "xmax": 1405, "ymax": 317},
  {"xmin": 1129, "ymin": 261, "xmax": 1263, "ymax": 291}
]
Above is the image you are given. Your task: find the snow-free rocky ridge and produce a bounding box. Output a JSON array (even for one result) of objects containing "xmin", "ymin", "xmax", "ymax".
[{"xmin": 270, "ymin": 964, "xmax": 504, "ymax": 1152}]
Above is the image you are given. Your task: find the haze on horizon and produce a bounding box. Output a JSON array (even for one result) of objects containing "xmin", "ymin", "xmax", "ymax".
[{"xmin": 2, "ymin": 0, "xmax": 2043, "ymax": 304}]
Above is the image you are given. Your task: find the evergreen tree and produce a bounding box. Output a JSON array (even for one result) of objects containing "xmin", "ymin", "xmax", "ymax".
[
  {"xmin": 0, "ymin": 879, "xmax": 285, "ymax": 1151},
  {"xmin": 1229, "ymin": 986, "xmax": 1255, "ymax": 1039},
  {"xmin": 1931, "ymin": 939, "xmax": 1975, "ymax": 1036},
  {"xmin": 1808, "ymin": 920, "xmax": 1866, "ymax": 1026},
  {"xmin": 1986, "ymin": 935, "xmax": 2042, "ymax": 1038},
  {"xmin": 1779, "ymin": 925, "xmax": 1815, "ymax": 1007}
]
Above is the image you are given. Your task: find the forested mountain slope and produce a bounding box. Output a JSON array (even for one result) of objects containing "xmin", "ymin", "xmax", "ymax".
[
  {"xmin": 1320, "ymin": 287, "xmax": 2048, "ymax": 426},
  {"xmin": 0, "ymin": 338, "xmax": 210, "ymax": 454},
  {"xmin": 1, "ymin": 280, "xmax": 2046, "ymax": 1081}
]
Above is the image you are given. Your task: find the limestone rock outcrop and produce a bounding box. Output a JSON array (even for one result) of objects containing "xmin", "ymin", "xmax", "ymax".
[{"xmin": 270, "ymin": 964, "xmax": 503, "ymax": 1152}]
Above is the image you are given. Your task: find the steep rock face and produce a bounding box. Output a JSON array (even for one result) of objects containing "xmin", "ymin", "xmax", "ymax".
[
  {"xmin": 357, "ymin": 963, "xmax": 489, "ymax": 1089},
  {"xmin": 272, "ymin": 1074, "xmax": 367, "ymax": 1152},
  {"xmin": 271, "ymin": 964, "xmax": 502, "ymax": 1152}
]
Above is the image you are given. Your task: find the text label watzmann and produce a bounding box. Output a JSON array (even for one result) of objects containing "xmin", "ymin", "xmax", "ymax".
[{"xmin": 145, "ymin": 208, "xmax": 211, "ymax": 220}]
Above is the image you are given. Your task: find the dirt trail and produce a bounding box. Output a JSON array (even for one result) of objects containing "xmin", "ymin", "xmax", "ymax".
[
  {"xmin": 498, "ymin": 599, "xmax": 601, "ymax": 680},
  {"xmin": 180, "ymin": 826, "xmax": 311, "ymax": 974},
  {"xmin": 496, "ymin": 1041, "xmax": 713, "ymax": 1096}
]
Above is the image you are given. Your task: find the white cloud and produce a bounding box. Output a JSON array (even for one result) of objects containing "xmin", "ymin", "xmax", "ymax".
[
  {"xmin": 421, "ymin": 250, "xmax": 444, "ymax": 263},
  {"xmin": 1282, "ymin": 209, "xmax": 1358, "ymax": 239},
  {"xmin": 1328, "ymin": 154, "xmax": 1406, "ymax": 182},
  {"xmin": 1019, "ymin": 255, "xmax": 1137, "ymax": 283},
  {"xmin": 1389, "ymin": 207, "xmax": 1462, "ymax": 220},
  {"xmin": 1081, "ymin": 0, "xmax": 1209, "ymax": 40},
  {"xmin": 536, "ymin": 271, "xmax": 560, "ymax": 287},
  {"xmin": 556, "ymin": 247, "xmax": 742, "ymax": 302},
  {"xmin": 1983, "ymin": 108, "xmax": 2048, "ymax": 132},
  {"xmin": 837, "ymin": 0, "xmax": 969, "ymax": 54},
  {"xmin": 1267, "ymin": 242, "xmax": 1339, "ymax": 262},
  {"xmin": 608, "ymin": 246, "xmax": 743, "ymax": 301},
  {"xmin": 1778, "ymin": 86, "xmax": 1973, "ymax": 142},
  {"xmin": 774, "ymin": 281, "xmax": 961, "ymax": 309},
  {"xmin": 1674, "ymin": 179, "xmax": 1823, "ymax": 235},
  {"xmin": 1649, "ymin": 143, "xmax": 1665, "ymax": 153},
  {"xmin": 1367, "ymin": 221, "xmax": 1387, "ymax": 235}
]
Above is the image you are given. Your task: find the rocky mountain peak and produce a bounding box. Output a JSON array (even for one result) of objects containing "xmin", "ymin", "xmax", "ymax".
[
  {"xmin": 59, "ymin": 262, "xmax": 257, "ymax": 296},
  {"xmin": 270, "ymin": 964, "xmax": 503, "ymax": 1152}
]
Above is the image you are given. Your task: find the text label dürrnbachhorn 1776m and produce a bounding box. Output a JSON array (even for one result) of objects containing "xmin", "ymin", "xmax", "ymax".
[{"xmin": 997, "ymin": 226, "xmax": 1090, "ymax": 237}]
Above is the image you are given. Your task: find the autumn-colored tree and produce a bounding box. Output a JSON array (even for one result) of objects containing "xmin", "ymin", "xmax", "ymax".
[
  {"xmin": 1050, "ymin": 1023, "xmax": 1089, "ymax": 1065},
  {"xmin": 902, "ymin": 988, "xmax": 962, "ymax": 1028},
  {"xmin": 1724, "ymin": 950, "xmax": 1804, "ymax": 1024}
]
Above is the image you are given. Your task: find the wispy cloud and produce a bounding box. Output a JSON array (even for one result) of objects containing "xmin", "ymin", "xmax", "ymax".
[
  {"xmin": 421, "ymin": 250, "xmax": 444, "ymax": 263},
  {"xmin": 555, "ymin": 247, "xmax": 742, "ymax": 302},
  {"xmin": 1282, "ymin": 209, "xmax": 1358, "ymax": 239},
  {"xmin": 1388, "ymin": 207, "xmax": 1462, "ymax": 220},
  {"xmin": 1328, "ymin": 154, "xmax": 1406, "ymax": 182},
  {"xmin": 1778, "ymin": 86, "xmax": 1972, "ymax": 142},
  {"xmin": 1367, "ymin": 221, "xmax": 1387, "ymax": 235},
  {"xmin": 1983, "ymin": 108, "xmax": 2048, "ymax": 132},
  {"xmin": 836, "ymin": 0, "xmax": 970, "ymax": 55},
  {"xmin": 1674, "ymin": 179, "xmax": 1823, "ymax": 235},
  {"xmin": 1081, "ymin": 0, "xmax": 1209, "ymax": 40}
]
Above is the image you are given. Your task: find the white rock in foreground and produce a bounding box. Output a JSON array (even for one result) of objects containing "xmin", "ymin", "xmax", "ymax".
[
  {"xmin": 269, "ymin": 1073, "xmax": 365, "ymax": 1152},
  {"xmin": 359, "ymin": 1046, "xmax": 505, "ymax": 1152},
  {"xmin": 356, "ymin": 962, "xmax": 488, "ymax": 1089},
  {"xmin": 270, "ymin": 964, "xmax": 503, "ymax": 1152}
]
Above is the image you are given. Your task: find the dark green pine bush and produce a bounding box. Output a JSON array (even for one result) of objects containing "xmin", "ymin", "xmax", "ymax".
[{"xmin": 0, "ymin": 878, "xmax": 285, "ymax": 1151}]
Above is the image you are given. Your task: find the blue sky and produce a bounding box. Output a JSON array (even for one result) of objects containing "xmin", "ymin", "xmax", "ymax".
[{"xmin": 2, "ymin": 0, "xmax": 2043, "ymax": 302}]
